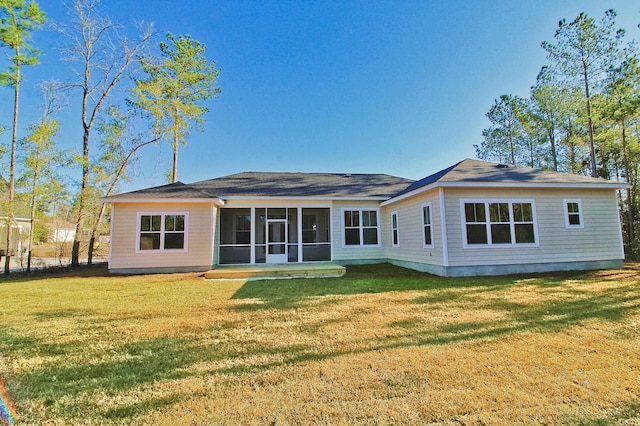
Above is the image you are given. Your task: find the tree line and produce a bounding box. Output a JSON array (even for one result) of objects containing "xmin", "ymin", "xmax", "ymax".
[
  {"xmin": 475, "ymin": 9, "xmax": 640, "ymax": 259},
  {"xmin": 0, "ymin": 0, "xmax": 220, "ymax": 274}
]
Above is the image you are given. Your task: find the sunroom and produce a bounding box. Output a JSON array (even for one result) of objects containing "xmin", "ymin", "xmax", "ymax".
[{"xmin": 218, "ymin": 207, "xmax": 332, "ymax": 264}]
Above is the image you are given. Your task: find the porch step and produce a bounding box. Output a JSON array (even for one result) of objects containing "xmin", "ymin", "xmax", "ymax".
[{"xmin": 203, "ymin": 263, "xmax": 346, "ymax": 280}]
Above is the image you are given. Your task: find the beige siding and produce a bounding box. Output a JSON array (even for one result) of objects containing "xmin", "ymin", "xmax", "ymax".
[
  {"xmin": 382, "ymin": 190, "xmax": 445, "ymax": 266},
  {"xmin": 332, "ymin": 200, "xmax": 387, "ymax": 261},
  {"xmin": 444, "ymin": 187, "xmax": 623, "ymax": 267},
  {"xmin": 110, "ymin": 202, "xmax": 215, "ymax": 270}
]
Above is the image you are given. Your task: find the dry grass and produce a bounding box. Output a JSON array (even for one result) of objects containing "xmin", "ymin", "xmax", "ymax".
[{"xmin": 1, "ymin": 263, "xmax": 639, "ymax": 425}]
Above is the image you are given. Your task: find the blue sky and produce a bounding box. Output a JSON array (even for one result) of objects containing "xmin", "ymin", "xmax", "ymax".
[{"xmin": 2, "ymin": 0, "xmax": 640, "ymax": 192}]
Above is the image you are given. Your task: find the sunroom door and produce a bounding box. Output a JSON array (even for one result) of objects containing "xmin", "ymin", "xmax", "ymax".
[{"xmin": 266, "ymin": 219, "xmax": 288, "ymax": 263}]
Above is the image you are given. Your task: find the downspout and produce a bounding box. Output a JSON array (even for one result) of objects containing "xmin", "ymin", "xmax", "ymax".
[
  {"xmin": 107, "ymin": 202, "xmax": 114, "ymax": 270},
  {"xmin": 614, "ymin": 191, "xmax": 626, "ymax": 260},
  {"xmin": 330, "ymin": 202, "xmax": 335, "ymax": 262},
  {"xmin": 211, "ymin": 203, "xmax": 217, "ymax": 267},
  {"xmin": 250, "ymin": 207, "xmax": 255, "ymax": 265}
]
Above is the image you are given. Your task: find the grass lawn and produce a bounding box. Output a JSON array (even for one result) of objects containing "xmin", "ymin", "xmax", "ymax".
[{"xmin": 1, "ymin": 263, "xmax": 639, "ymax": 425}]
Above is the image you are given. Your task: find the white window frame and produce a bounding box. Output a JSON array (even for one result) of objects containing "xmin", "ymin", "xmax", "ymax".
[
  {"xmin": 391, "ymin": 211, "xmax": 399, "ymax": 247},
  {"xmin": 460, "ymin": 199, "xmax": 538, "ymax": 248},
  {"xmin": 302, "ymin": 212, "xmax": 320, "ymax": 244},
  {"xmin": 564, "ymin": 199, "xmax": 584, "ymax": 229},
  {"xmin": 341, "ymin": 208, "xmax": 382, "ymax": 248},
  {"xmin": 136, "ymin": 211, "xmax": 189, "ymax": 253},
  {"xmin": 421, "ymin": 202, "xmax": 434, "ymax": 248},
  {"xmin": 232, "ymin": 212, "xmax": 252, "ymax": 245}
]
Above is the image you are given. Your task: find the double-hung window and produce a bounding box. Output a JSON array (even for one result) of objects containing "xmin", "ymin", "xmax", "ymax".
[
  {"xmin": 343, "ymin": 209, "xmax": 380, "ymax": 246},
  {"xmin": 391, "ymin": 211, "xmax": 399, "ymax": 247},
  {"xmin": 564, "ymin": 199, "xmax": 583, "ymax": 228},
  {"xmin": 421, "ymin": 202, "xmax": 433, "ymax": 247},
  {"xmin": 138, "ymin": 212, "xmax": 188, "ymax": 251},
  {"xmin": 234, "ymin": 213, "xmax": 251, "ymax": 244},
  {"xmin": 462, "ymin": 200, "xmax": 536, "ymax": 247}
]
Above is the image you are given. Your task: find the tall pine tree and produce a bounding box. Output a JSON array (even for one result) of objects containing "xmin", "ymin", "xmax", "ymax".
[
  {"xmin": 134, "ymin": 33, "xmax": 221, "ymax": 183},
  {"xmin": 0, "ymin": 0, "xmax": 45, "ymax": 274},
  {"xmin": 542, "ymin": 10, "xmax": 624, "ymax": 177}
]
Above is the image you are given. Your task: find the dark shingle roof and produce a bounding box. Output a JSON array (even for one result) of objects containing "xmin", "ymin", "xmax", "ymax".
[
  {"xmin": 108, "ymin": 181, "xmax": 216, "ymax": 200},
  {"xmin": 190, "ymin": 172, "xmax": 414, "ymax": 198},
  {"xmin": 106, "ymin": 172, "xmax": 415, "ymax": 200},
  {"xmin": 394, "ymin": 158, "xmax": 626, "ymax": 198},
  {"xmin": 106, "ymin": 159, "xmax": 626, "ymax": 202}
]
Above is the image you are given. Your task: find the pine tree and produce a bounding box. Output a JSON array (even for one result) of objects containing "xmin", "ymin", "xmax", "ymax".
[
  {"xmin": 542, "ymin": 10, "xmax": 624, "ymax": 177},
  {"xmin": 134, "ymin": 33, "xmax": 221, "ymax": 183},
  {"xmin": 0, "ymin": 0, "xmax": 45, "ymax": 274}
]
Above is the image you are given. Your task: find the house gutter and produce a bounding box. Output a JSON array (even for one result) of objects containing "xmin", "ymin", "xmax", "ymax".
[
  {"xmin": 219, "ymin": 196, "xmax": 389, "ymax": 202},
  {"xmin": 381, "ymin": 181, "xmax": 629, "ymax": 207},
  {"xmin": 100, "ymin": 197, "xmax": 225, "ymax": 206}
]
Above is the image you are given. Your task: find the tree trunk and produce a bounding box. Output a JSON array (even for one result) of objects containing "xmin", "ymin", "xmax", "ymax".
[
  {"xmin": 582, "ymin": 64, "xmax": 598, "ymax": 177},
  {"xmin": 72, "ymin": 55, "xmax": 92, "ymax": 267},
  {"xmin": 529, "ymin": 140, "xmax": 534, "ymax": 168},
  {"xmin": 548, "ymin": 125, "xmax": 558, "ymax": 171},
  {"xmin": 4, "ymin": 63, "xmax": 20, "ymax": 276},
  {"xmin": 27, "ymin": 150, "xmax": 40, "ymax": 274},
  {"xmin": 508, "ymin": 121, "xmax": 515, "ymax": 165},
  {"xmin": 172, "ymin": 145, "xmax": 178, "ymax": 183},
  {"xmin": 72, "ymin": 125, "xmax": 90, "ymax": 266},
  {"xmin": 87, "ymin": 203, "xmax": 106, "ymax": 266},
  {"xmin": 87, "ymin": 138, "xmax": 158, "ymax": 264},
  {"xmin": 87, "ymin": 236, "xmax": 96, "ymax": 265},
  {"xmin": 172, "ymin": 104, "xmax": 179, "ymax": 183},
  {"xmin": 620, "ymin": 121, "xmax": 634, "ymax": 249}
]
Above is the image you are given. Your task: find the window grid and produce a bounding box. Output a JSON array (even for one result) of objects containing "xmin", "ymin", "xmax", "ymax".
[
  {"xmin": 391, "ymin": 211, "xmax": 399, "ymax": 247},
  {"xmin": 462, "ymin": 200, "xmax": 536, "ymax": 247},
  {"xmin": 564, "ymin": 199, "xmax": 584, "ymax": 228},
  {"xmin": 422, "ymin": 203, "xmax": 433, "ymax": 247},
  {"xmin": 138, "ymin": 212, "xmax": 187, "ymax": 252},
  {"xmin": 343, "ymin": 209, "xmax": 380, "ymax": 247}
]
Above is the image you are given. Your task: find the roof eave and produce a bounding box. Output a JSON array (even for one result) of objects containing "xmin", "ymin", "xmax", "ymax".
[
  {"xmin": 382, "ymin": 180, "xmax": 629, "ymax": 206},
  {"xmin": 102, "ymin": 197, "xmax": 225, "ymax": 206},
  {"xmin": 221, "ymin": 195, "xmax": 390, "ymax": 201},
  {"xmin": 439, "ymin": 181, "xmax": 630, "ymax": 189}
]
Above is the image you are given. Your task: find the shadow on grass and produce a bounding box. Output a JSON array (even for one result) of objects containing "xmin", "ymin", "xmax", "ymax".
[
  {"xmin": 3, "ymin": 263, "xmax": 111, "ymax": 282},
  {"xmin": 102, "ymin": 393, "xmax": 194, "ymax": 420},
  {"xmin": 0, "ymin": 328, "xmax": 82, "ymax": 358},
  {"xmin": 563, "ymin": 398, "xmax": 640, "ymax": 425},
  {"xmin": 32, "ymin": 309, "xmax": 94, "ymax": 321},
  {"xmin": 230, "ymin": 263, "xmax": 517, "ymax": 310},
  {"xmin": 391, "ymin": 283, "xmax": 640, "ymax": 347}
]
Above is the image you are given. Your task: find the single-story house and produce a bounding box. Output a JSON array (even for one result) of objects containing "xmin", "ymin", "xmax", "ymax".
[
  {"xmin": 50, "ymin": 220, "xmax": 77, "ymax": 243},
  {"xmin": 103, "ymin": 159, "xmax": 627, "ymax": 276},
  {"xmin": 0, "ymin": 216, "xmax": 31, "ymax": 256}
]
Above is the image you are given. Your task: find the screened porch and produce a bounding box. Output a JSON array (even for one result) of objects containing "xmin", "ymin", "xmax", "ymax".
[{"xmin": 218, "ymin": 207, "xmax": 331, "ymax": 264}]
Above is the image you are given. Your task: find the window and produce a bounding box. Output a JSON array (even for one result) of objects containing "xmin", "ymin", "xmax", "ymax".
[
  {"xmin": 462, "ymin": 200, "xmax": 537, "ymax": 247},
  {"xmin": 512, "ymin": 202, "xmax": 535, "ymax": 243},
  {"xmin": 391, "ymin": 211, "xmax": 399, "ymax": 247},
  {"xmin": 489, "ymin": 202, "xmax": 511, "ymax": 244},
  {"xmin": 564, "ymin": 199, "xmax": 583, "ymax": 228},
  {"xmin": 219, "ymin": 209, "xmax": 251, "ymax": 264},
  {"xmin": 301, "ymin": 208, "xmax": 331, "ymax": 262},
  {"xmin": 465, "ymin": 202, "xmax": 487, "ymax": 244},
  {"xmin": 343, "ymin": 209, "xmax": 380, "ymax": 246},
  {"xmin": 302, "ymin": 213, "xmax": 318, "ymax": 243},
  {"xmin": 421, "ymin": 203, "xmax": 433, "ymax": 247},
  {"xmin": 138, "ymin": 212, "xmax": 187, "ymax": 251},
  {"xmin": 234, "ymin": 214, "xmax": 251, "ymax": 244}
]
